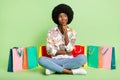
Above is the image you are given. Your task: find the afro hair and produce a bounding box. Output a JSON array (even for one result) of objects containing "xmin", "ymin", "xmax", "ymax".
[{"xmin": 52, "ymin": 4, "xmax": 74, "ymax": 25}]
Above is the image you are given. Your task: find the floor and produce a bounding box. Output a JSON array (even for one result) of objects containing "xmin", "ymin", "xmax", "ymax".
[{"xmin": 0, "ymin": 65, "xmax": 119, "ymax": 80}]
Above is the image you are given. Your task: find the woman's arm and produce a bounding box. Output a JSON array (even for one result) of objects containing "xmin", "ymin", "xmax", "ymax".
[
  {"xmin": 62, "ymin": 25, "xmax": 74, "ymax": 56},
  {"xmin": 56, "ymin": 50, "xmax": 72, "ymax": 56},
  {"xmin": 55, "ymin": 50, "xmax": 66, "ymax": 55},
  {"xmin": 46, "ymin": 30, "xmax": 69, "ymax": 56}
]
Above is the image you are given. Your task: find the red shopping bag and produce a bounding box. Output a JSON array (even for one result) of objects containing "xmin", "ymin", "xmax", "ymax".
[
  {"xmin": 72, "ymin": 45, "xmax": 85, "ymax": 57},
  {"xmin": 41, "ymin": 46, "xmax": 51, "ymax": 58}
]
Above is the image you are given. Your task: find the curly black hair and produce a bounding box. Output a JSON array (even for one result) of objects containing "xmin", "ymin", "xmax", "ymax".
[{"xmin": 52, "ymin": 4, "xmax": 74, "ymax": 25}]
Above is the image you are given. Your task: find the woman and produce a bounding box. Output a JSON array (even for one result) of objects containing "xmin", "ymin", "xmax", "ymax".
[{"xmin": 38, "ymin": 4, "xmax": 87, "ymax": 75}]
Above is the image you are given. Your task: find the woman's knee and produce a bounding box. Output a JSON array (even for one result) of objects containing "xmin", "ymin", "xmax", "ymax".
[
  {"xmin": 38, "ymin": 56, "xmax": 47, "ymax": 65},
  {"xmin": 76, "ymin": 54, "xmax": 87, "ymax": 64}
]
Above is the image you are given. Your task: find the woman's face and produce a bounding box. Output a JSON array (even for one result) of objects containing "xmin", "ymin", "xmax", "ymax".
[{"xmin": 58, "ymin": 13, "xmax": 68, "ymax": 25}]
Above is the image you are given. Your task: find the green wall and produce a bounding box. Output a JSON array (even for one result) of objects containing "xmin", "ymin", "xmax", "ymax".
[{"xmin": 0, "ymin": 0, "xmax": 120, "ymax": 80}]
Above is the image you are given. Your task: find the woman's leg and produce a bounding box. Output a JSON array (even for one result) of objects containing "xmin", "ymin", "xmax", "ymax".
[
  {"xmin": 38, "ymin": 56, "xmax": 64, "ymax": 73},
  {"xmin": 60, "ymin": 54, "xmax": 87, "ymax": 74},
  {"xmin": 50, "ymin": 54, "xmax": 87, "ymax": 74},
  {"xmin": 38, "ymin": 54, "xmax": 87, "ymax": 74},
  {"xmin": 62, "ymin": 54, "xmax": 87, "ymax": 69},
  {"xmin": 38, "ymin": 56, "xmax": 74, "ymax": 74}
]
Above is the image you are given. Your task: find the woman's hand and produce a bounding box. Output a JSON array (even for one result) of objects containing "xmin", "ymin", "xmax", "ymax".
[
  {"xmin": 62, "ymin": 25, "xmax": 69, "ymax": 46},
  {"xmin": 66, "ymin": 51, "xmax": 72, "ymax": 56},
  {"xmin": 55, "ymin": 50, "xmax": 72, "ymax": 56},
  {"xmin": 62, "ymin": 24, "xmax": 67, "ymax": 34},
  {"xmin": 55, "ymin": 50, "xmax": 66, "ymax": 56}
]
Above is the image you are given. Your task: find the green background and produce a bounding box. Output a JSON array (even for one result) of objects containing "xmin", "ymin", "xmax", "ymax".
[{"xmin": 0, "ymin": 0, "xmax": 120, "ymax": 80}]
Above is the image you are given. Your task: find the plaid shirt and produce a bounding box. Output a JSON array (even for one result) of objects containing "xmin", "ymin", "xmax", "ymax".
[{"xmin": 46, "ymin": 27, "xmax": 77, "ymax": 58}]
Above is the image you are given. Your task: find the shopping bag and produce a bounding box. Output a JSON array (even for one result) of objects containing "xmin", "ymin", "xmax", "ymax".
[
  {"xmin": 27, "ymin": 46, "xmax": 38, "ymax": 69},
  {"xmin": 41, "ymin": 46, "xmax": 51, "ymax": 58},
  {"xmin": 111, "ymin": 47, "xmax": 116, "ymax": 69},
  {"xmin": 7, "ymin": 49, "xmax": 13, "ymax": 72},
  {"xmin": 72, "ymin": 45, "xmax": 84, "ymax": 57},
  {"xmin": 12, "ymin": 47, "xmax": 23, "ymax": 72},
  {"xmin": 38, "ymin": 46, "xmax": 42, "ymax": 58},
  {"xmin": 87, "ymin": 46, "xmax": 99, "ymax": 68},
  {"xmin": 23, "ymin": 48, "xmax": 28, "ymax": 69},
  {"xmin": 7, "ymin": 47, "xmax": 23, "ymax": 72},
  {"xmin": 98, "ymin": 47, "xmax": 103, "ymax": 68},
  {"xmin": 84, "ymin": 46, "xmax": 88, "ymax": 68},
  {"xmin": 101, "ymin": 46, "xmax": 116, "ymax": 69},
  {"xmin": 101, "ymin": 46, "xmax": 112, "ymax": 69},
  {"xmin": 38, "ymin": 46, "xmax": 42, "ymax": 68}
]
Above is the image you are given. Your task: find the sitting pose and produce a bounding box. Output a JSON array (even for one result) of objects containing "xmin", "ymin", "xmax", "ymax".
[{"xmin": 38, "ymin": 4, "xmax": 87, "ymax": 75}]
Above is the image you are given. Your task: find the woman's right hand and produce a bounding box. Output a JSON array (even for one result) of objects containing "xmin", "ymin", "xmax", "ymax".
[
  {"xmin": 66, "ymin": 52, "xmax": 72, "ymax": 56},
  {"xmin": 55, "ymin": 50, "xmax": 66, "ymax": 56}
]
